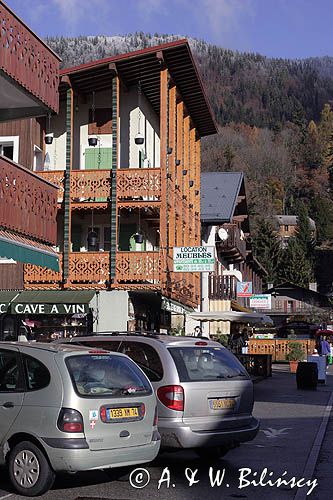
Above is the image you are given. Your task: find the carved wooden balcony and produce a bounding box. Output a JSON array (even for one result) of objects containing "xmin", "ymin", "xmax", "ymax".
[
  {"xmin": 0, "ymin": 1, "xmax": 60, "ymax": 114},
  {"xmin": 24, "ymin": 251, "xmax": 161, "ymax": 289},
  {"xmin": 0, "ymin": 156, "xmax": 58, "ymax": 244},
  {"xmin": 36, "ymin": 168, "xmax": 161, "ymax": 207},
  {"xmin": 216, "ymin": 223, "xmax": 247, "ymax": 262}
]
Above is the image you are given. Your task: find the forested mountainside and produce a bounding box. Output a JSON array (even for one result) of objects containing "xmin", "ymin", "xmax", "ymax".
[
  {"xmin": 46, "ymin": 33, "xmax": 333, "ymax": 287},
  {"xmin": 47, "ymin": 33, "xmax": 333, "ymax": 128}
]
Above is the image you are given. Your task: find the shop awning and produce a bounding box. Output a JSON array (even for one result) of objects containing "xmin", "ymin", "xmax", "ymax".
[
  {"xmin": 7, "ymin": 290, "xmax": 95, "ymax": 315},
  {"xmin": 0, "ymin": 230, "xmax": 59, "ymax": 271},
  {"xmin": 188, "ymin": 311, "xmax": 273, "ymax": 325},
  {"xmin": 161, "ymin": 297, "xmax": 193, "ymax": 315}
]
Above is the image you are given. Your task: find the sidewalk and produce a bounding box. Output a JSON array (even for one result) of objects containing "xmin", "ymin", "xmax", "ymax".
[
  {"xmin": 309, "ymin": 365, "xmax": 333, "ymax": 500},
  {"xmin": 225, "ymin": 363, "xmax": 333, "ymax": 500}
]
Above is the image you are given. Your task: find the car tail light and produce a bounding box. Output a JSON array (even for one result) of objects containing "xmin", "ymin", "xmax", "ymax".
[
  {"xmin": 57, "ymin": 408, "xmax": 84, "ymax": 433},
  {"xmin": 195, "ymin": 341, "xmax": 207, "ymax": 346},
  {"xmin": 88, "ymin": 350, "xmax": 108, "ymax": 354},
  {"xmin": 153, "ymin": 406, "xmax": 158, "ymax": 426},
  {"xmin": 157, "ymin": 385, "xmax": 184, "ymax": 411},
  {"xmin": 100, "ymin": 406, "xmax": 107, "ymax": 422},
  {"xmin": 140, "ymin": 403, "xmax": 146, "ymax": 417}
]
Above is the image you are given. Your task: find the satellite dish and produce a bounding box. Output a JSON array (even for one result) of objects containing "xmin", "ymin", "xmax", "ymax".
[{"xmin": 218, "ymin": 228, "xmax": 229, "ymax": 241}]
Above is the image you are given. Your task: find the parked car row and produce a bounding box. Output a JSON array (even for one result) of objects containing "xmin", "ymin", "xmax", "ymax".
[{"xmin": 0, "ymin": 335, "xmax": 259, "ymax": 496}]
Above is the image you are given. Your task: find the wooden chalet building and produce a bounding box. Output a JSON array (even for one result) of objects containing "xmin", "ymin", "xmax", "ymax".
[
  {"xmin": 195, "ymin": 172, "xmax": 267, "ymax": 337},
  {"xmin": 0, "ymin": 40, "xmax": 217, "ymax": 336},
  {"xmin": 0, "ymin": 2, "xmax": 60, "ymax": 339}
]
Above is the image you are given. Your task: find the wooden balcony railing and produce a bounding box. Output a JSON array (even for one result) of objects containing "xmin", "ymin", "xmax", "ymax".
[
  {"xmin": 117, "ymin": 168, "xmax": 161, "ymax": 201},
  {"xmin": 36, "ymin": 168, "xmax": 161, "ymax": 204},
  {"xmin": 217, "ymin": 224, "xmax": 247, "ymax": 262},
  {"xmin": 0, "ymin": 1, "xmax": 60, "ymax": 112},
  {"xmin": 24, "ymin": 251, "xmax": 161, "ymax": 288},
  {"xmin": 208, "ymin": 274, "xmax": 238, "ymax": 301},
  {"xmin": 0, "ymin": 156, "xmax": 58, "ymax": 244},
  {"xmin": 116, "ymin": 252, "xmax": 160, "ymax": 283}
]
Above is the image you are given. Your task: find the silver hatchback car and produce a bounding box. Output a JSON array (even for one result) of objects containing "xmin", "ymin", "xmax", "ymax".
[
  {"xmin": 59, "ymin": 334, "xmax": 259, "ymax": 459},
  {"xmin": 0, "ymin": 342, "xmax": 160, "ymax": 496}
]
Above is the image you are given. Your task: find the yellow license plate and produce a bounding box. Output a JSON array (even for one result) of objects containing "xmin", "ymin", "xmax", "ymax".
[
  {"xmin": 107, "ymin": 407, "xmax": 139, "ymax": 420},
  {"xmin": 210, "ymin": 398, "xmax": 236, "ymax": 410}
]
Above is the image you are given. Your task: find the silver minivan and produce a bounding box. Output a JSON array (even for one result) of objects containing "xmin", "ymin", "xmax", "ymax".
[
  {"xmin": 59, "ymin": 334, "xmax": 259, "ymax": 459},
  {"xmin": 0, "ymin": 342, "xmax": 160, "ymax": 496}
]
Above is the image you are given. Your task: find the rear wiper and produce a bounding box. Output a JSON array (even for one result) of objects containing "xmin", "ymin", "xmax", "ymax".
[{"xmin": 226, "ymin": 373, "xmax": 247, "ymax": 378}]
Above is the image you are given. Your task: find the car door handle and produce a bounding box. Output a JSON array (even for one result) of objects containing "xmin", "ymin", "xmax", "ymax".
[{"xmin": 2, "ymin": 402, "xmax": 14, "ymax": 408}]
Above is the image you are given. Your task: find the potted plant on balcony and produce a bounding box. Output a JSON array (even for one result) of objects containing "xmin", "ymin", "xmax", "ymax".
[{"xmin": 286, "ymin": 342, "xmax": 305, "ymax": 373}]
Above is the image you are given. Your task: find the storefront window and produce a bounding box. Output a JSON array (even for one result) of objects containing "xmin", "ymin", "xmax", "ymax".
[{"xmin": 3, "ymin": 316, "xmax": 16, "ymax": 341}]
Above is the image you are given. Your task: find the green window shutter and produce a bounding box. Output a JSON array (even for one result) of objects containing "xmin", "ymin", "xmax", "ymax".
[{"xmin": 84, "ymin": 148, "xmax": 112, "ymax": 170}]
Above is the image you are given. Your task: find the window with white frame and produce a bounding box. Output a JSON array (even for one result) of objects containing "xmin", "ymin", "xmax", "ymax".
[{"xmin": 0, "ymin": 136, "xmax": 19, "ymax": 163}]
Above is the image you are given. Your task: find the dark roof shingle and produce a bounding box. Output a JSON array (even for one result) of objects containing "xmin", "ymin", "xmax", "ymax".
[{"xmin": 201, "ymin": 172, "xmax": 244, "ymax": 223}]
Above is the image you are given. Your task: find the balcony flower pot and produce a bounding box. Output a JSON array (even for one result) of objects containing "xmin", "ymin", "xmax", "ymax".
[
  {"xmin": 88, "ymin": 135, "xmax": 98, "ymax": 147},
  {"xmin": 45, "ymin": 133, "xmax": 54, "ymax": 145},
  {"xmin": 286, "ymin": 342, "xmax": 305, "ymax": 373}
]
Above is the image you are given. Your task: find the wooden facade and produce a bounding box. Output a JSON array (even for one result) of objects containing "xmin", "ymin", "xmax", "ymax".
[
  {"xmin": 0, "ymin": 117, "xmax": 44, "ymax": 169},
  {"xmin": 20, "ymin": 41, "xmax": 216, "ymax": 309},
  {"xmin": 0, "ymin": 2, "xmax": 59, "ymax": 271}
]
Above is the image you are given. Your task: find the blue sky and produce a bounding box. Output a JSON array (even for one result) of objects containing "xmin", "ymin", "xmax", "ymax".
[{"xmin": 7, "ymin": 0, "xmax": 333, "ymax": 59}]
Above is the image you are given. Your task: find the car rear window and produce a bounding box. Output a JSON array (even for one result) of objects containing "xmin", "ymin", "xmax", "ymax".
[
  {"xmin": 66, "ymin": 354, "xmax": 152, "ymax": 397},
  {"xmin": 119, "ymin": 342, "xmax": 164, "ymax": 382},
  {"xmin": 168, "ymin": 346, "xmax": 249, "ymax": 382}
]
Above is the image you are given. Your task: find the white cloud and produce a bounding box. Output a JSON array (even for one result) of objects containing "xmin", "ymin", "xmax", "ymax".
[
  {"xmin": 193, "ymin": 0, "xmax": 255, "ymax": 45},
  {"xmin": 51, "ymin": 0, "xmax": 110, "ymax": 33}
]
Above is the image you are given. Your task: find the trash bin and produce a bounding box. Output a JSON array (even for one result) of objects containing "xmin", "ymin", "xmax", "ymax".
[{"xmin": 296, "ymin": 362, "xmax": 318, "ymax": 390}]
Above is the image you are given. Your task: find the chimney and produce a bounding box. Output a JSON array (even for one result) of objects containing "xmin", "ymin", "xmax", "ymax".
[{"xmin": 309, "ymin": 283, "xmax": 317, "ymax": 292}]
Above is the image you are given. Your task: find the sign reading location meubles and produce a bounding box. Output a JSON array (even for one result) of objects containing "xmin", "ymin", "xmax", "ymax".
[{"xmin": 173, "ymin": 246, "xmax": 215, "ymax": 272}]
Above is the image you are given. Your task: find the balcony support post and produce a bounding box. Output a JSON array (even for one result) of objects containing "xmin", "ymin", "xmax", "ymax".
[
  {"xmin": 160, "ymin": 66, "xmax": 168, "ymax": 292},
  {"xmin": 62, "ymin": 86, "xmax": 73, "ymax": 284},
  {"xmin": 109, "ymin": 76, "xmax": 119, "ymax": 284}
]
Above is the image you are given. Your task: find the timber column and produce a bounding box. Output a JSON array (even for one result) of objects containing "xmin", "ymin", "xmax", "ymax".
[
  {"xmin": 62, "ymin": 85, "xmax": 73, "ymax": 284},
  {"xmin": 160, "ymin": 64, "xmax": 168, "ymax": 292},
  {"xmin": 109, "ymin": 76, "xmax": 119, "ymax": 284}
]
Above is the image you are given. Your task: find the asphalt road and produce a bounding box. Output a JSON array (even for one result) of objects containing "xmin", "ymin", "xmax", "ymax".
[{"xmin": 0, "ymin": 365, "xmax": 332, "ymax": 500}]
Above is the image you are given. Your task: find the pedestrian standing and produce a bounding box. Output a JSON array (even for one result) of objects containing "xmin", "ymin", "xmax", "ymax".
[{"xmin": 320, "ymin": 337, "xmax": 331, "ymax": 364}]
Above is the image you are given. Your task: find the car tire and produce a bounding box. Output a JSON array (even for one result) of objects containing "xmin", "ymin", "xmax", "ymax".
[
  {"xmin": 8, "ymin": 441, "xmax": 56, "ymax": 497},
  {"xmin": 195, "ymin": 445, "xmax": 231, "ymax": 460}
]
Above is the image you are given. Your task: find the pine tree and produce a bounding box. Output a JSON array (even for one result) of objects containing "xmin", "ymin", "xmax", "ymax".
[
  {"xmin": 311, "ymin": 196, "xmax": 333, "ymax": 242},
  {"xmin": 295, "ymin": 201, "xmax": 315, "ymax": 261},
  {"xmin": 252, "ymin": 219, "xmax": 283, "ymax": 287},
  {"xmin": 304, "ymin": 120, "xmax": 321, "ymax": 168},
  {"xmin": 280, "ymin": 237, "xmax": 314, "ymax": 287}
]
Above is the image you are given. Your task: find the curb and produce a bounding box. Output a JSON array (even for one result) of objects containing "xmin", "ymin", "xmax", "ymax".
[{"xmin": 294, "ymin": 390, "xmax": 333, "ymax": 500}]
